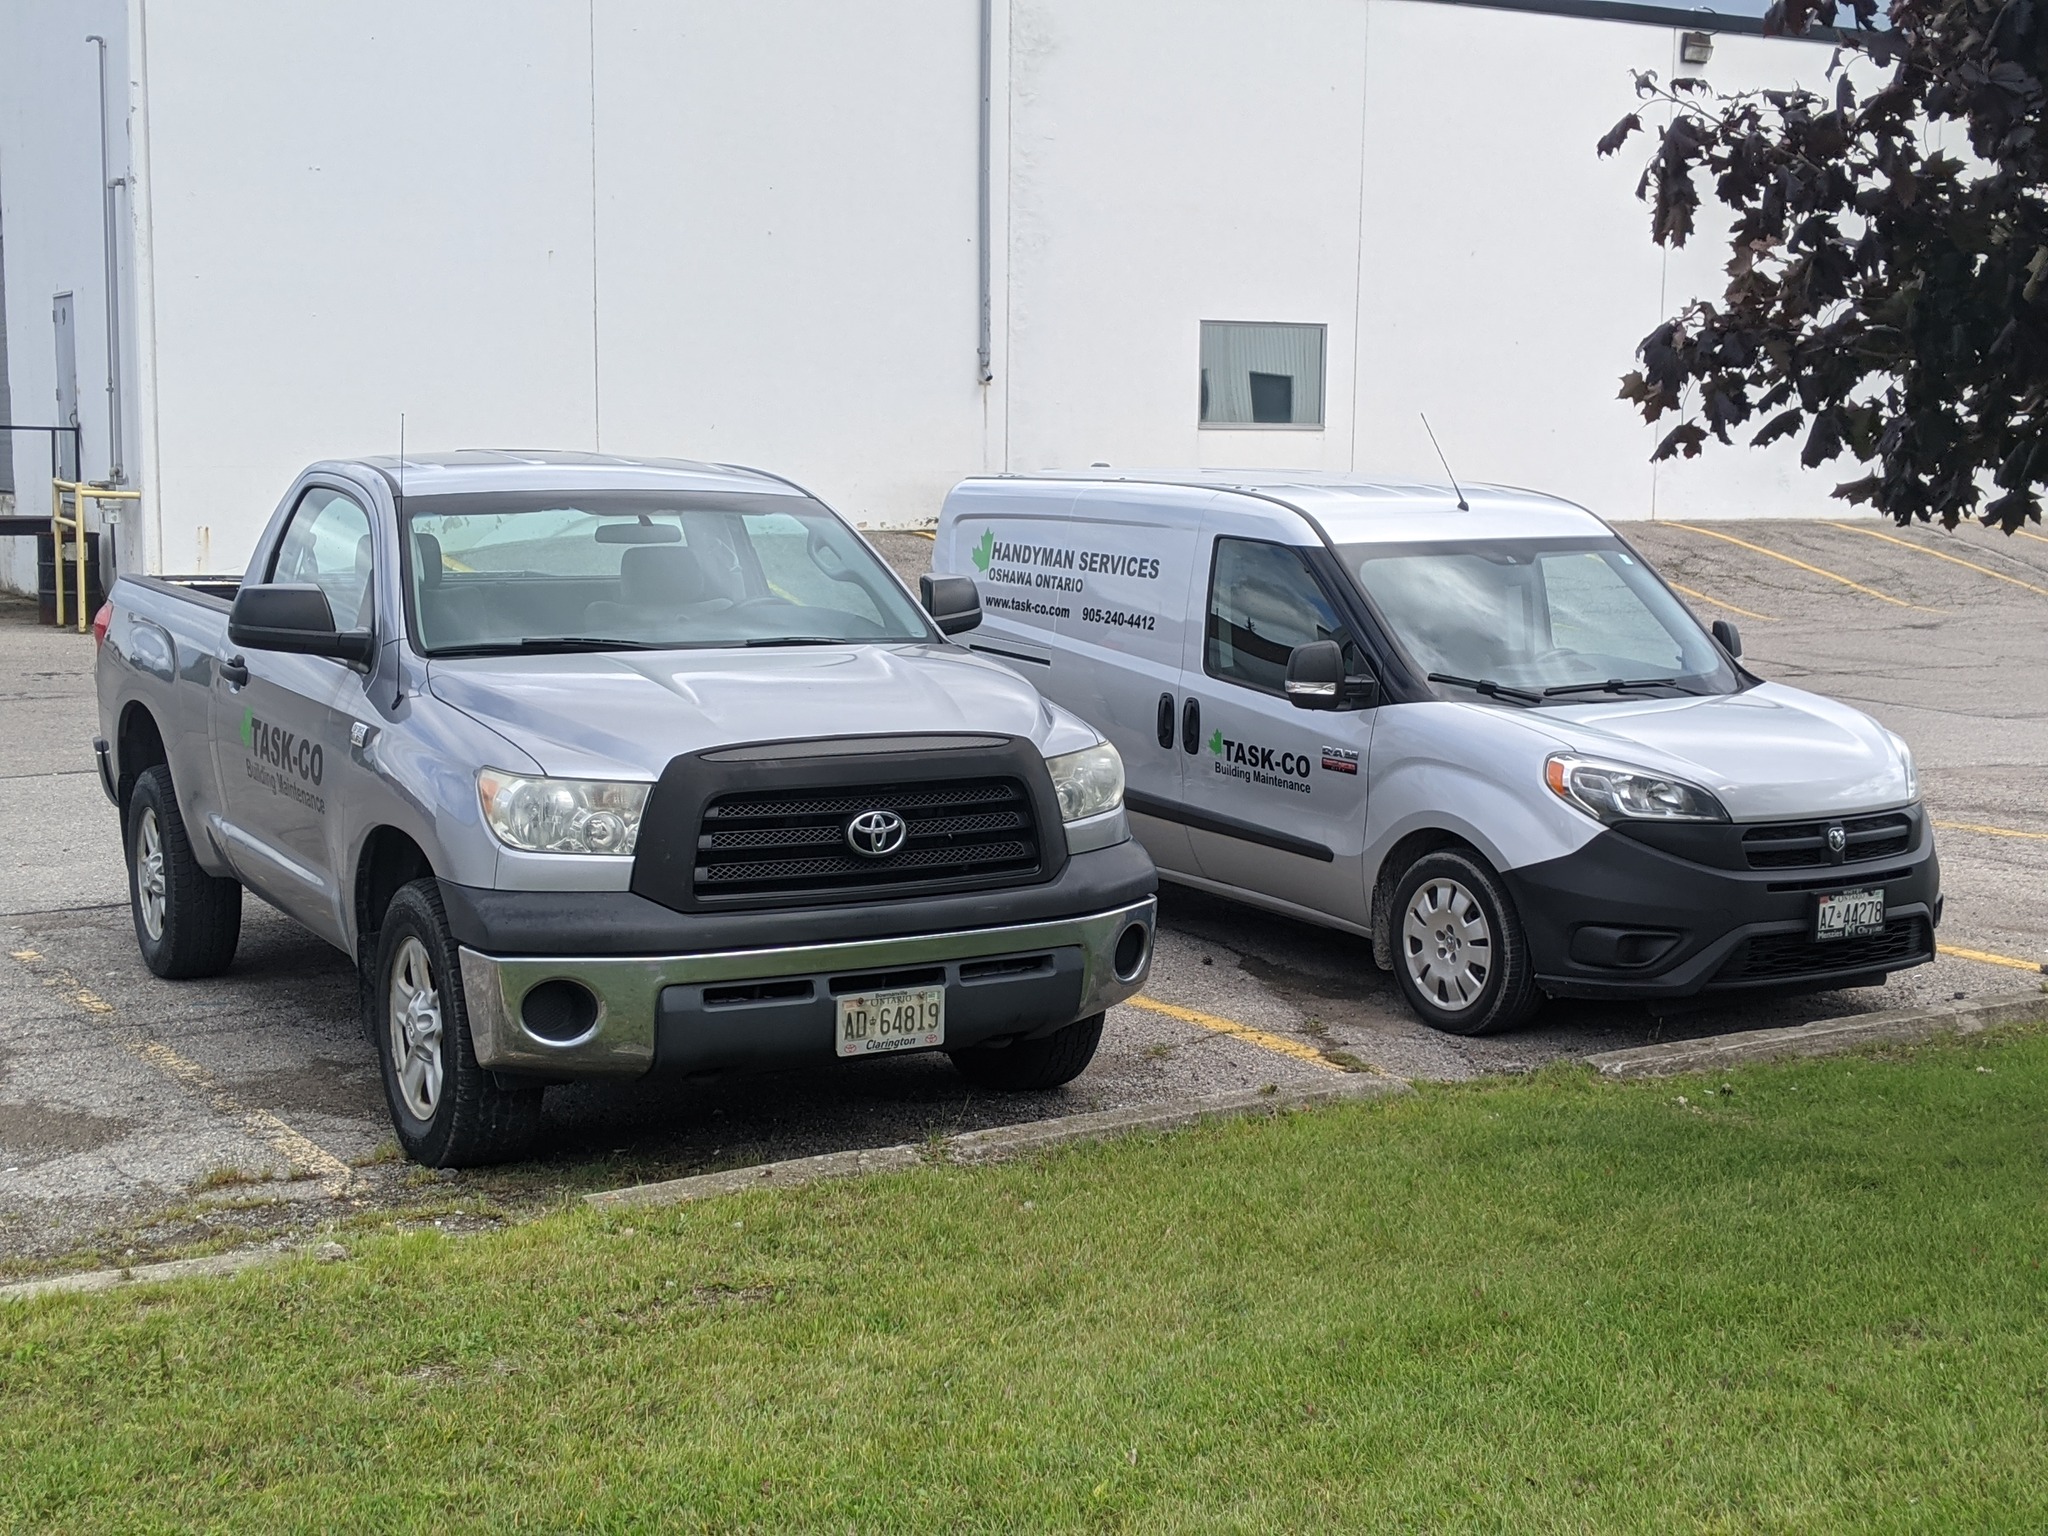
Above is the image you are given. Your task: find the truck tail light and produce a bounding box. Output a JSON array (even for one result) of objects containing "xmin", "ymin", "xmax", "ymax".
[{"xmin": 91, "ymin": 601, "xmax": 114, "ymax": 649}]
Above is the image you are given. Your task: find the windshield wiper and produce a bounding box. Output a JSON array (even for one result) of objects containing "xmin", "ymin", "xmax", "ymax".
[
  {"xmin": 433, "ymin": 636, "xmax": 667, "ymax": 657},
  {"xmin": 1427, "ymin": 672, "xmax": 1542, "ymax": 705},
  {"xmin": 1542, "ymin": 677, "xmax": 1690, "ymax": 697},
  {"xmin": 742, "ymin": 636, "xmax": 854, "ymax": 647}
]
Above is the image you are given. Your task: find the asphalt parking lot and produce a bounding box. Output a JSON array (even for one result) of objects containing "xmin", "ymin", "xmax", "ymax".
[{"xmin": 3, "ymin": 514, "xmax": 2044, "ymax": 1274}]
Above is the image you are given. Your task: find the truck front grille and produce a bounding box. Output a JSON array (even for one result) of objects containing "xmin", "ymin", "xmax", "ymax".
[
  {"xmin": 693, "ymin": 777, "xmax": 1042, "ymax": 904},
  {"xmin": 1741, "ymin": 811, "xmax": 1915, "ymax": 870}
]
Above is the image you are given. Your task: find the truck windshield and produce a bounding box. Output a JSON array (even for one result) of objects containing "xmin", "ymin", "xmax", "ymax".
[
  {"xmin": 401, "ymin": 490, "xmax": 933, "ymax": 655},
  {"xmin": 1338, "ymin": 537, "xmax": 1739, "ymax": 701}
]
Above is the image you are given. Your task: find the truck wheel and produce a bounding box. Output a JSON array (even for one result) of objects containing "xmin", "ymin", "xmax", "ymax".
[
  {"xmin": 373, "ymin": 879, "xmax": 543, "ymax": 1167},
  {"xmin": 949, "ymin": 1013, "xmax": 1103, "ymax": 1091},
  {"xmin": 126, "ymin": 764, "xmax": 241, "ymax": 979},
  {"xmin": 1390, "ymin": 849, "xmax": 1540, "ymax": 1036}
]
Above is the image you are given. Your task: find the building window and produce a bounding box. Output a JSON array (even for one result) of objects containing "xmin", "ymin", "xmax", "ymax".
[{"xmin": 1199, "ymin": 322, "xmax": 1325, "ymax": 429}]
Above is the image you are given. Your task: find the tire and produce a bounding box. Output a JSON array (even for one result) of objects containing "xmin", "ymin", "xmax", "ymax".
[
  {"xmin": 126, "ymin": 764, "xmax": 241, "ymax": 979},
  {"xmin": 1389, "ymin": 849, "xmax": 1541, "ymax": 1036},
  {"xmin": 373, "ymin": 879, "xmax": 543, "ymax": 1167},
  {"xmin": 949, "ymin": 1013, "xmax": 1104, "ymax": 1091}
]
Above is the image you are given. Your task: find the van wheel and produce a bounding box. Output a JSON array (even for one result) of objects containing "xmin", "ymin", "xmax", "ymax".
[
  {"xmin": 373, "ymin": 879, "xmax": 543, "ymax": 1167},
  {"xmin": 126, "ymin": 765, "xmax": 241, "ymax": 979},
  {"xmin": 949, "ymin": 1013, "xmax": 1104, "ymax": 1091},
  {"xmin": 1390, "ymin": 850, "xmax": 1540, "ymax": 1036}
]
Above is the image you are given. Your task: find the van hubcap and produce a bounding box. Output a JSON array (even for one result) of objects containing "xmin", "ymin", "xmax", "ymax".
[
  {"xmin": 1402, "ymin": 878, "xmax": 1492, "ymax": 1012},
  {"xmin": 388, "ymin": 937, "xmax": 445, "ymax": 1120},
  {"xmin": 136, "ymin": 808, "xmax": 167, "ymax": 942}
]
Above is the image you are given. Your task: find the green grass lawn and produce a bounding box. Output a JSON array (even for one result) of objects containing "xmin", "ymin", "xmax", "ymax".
[{"xmin": 5, "ymin": 1025, "xmax": 2047, "ymax": 1534}]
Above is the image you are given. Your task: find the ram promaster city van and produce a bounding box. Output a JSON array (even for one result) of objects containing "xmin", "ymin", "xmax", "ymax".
[{"xmin": 934, "ymin": 472, "xmax": 1938, "ymax": 1036}]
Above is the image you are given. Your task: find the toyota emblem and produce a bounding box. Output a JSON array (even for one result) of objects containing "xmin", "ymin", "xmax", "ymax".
[
  {"xmin": 1826, "ymin": 824, "xmax": 1847, "ymax": 855},
  {"xmin": 846, "ymin": 808, "xmax": 908, "ymax": 858}
]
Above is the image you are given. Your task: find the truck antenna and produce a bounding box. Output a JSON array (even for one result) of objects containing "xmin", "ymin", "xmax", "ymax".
[
  {"xmin": 1420, "ymin": 414, "xmax": 1469, "ymax": 511},
  {"xmin": 397, "ymin": 413, "xmax": 406, "ymax": 503}
]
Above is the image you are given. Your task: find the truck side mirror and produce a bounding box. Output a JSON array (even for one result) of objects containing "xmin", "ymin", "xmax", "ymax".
[
  {"xmin": 1711, "ymin": 618, "xmax": 1742, "ymax": 658},
  {"xmin": 1285, "ymin": 640, "xmax": 1379, "ymax": 711},
  {"xmin": 920, "ymin": 574, "xmax": 982, "ymax": 636},
  {"xmin": 229, "ymin": 583, "xmax": 376, "ymax": 666}
]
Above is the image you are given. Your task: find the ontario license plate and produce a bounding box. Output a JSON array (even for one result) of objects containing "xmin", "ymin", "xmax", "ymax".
[
  {"xmin": 835, "ymin": 986, "xmax": 945, "ymax": 1058},
  {"xmin": 1816, "ymin": 888, "xmax": 1885, "ymax": 941}
]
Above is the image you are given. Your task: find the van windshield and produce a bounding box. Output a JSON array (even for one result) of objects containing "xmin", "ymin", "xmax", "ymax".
[
  {"xmin": 1339, "ymin": 537, "xmax": 1739, "ymax": 701},
  {"xmin": 401, "ymin": 490, "xmax": 933, "ymax": 655}
]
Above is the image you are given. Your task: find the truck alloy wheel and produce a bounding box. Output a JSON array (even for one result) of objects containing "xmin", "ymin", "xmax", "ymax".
[
  {"xmin": 1389, "ymin": 850, "xmax": 1540, "ymax": 1036},
  {"xmin": 372, "ymin": 880, "xmax": 542, "ymax": 1167},
  {"xmin": 124, "ymin": 763, "xmax": 241, "ymax": 980},
  {"xmin": 387, "ymin": 937, "xmax": 445, "ymax": 1121}
]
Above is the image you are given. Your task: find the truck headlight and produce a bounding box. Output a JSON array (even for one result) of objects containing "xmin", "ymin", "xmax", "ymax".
[
  {"xmin": 477, "ymin": 770, "xmax": 650, "ymax": 855},
  {"xmin": 1045, "ymin": 741, "xmax": 1124, "ymax": 822},
  {"xmin": 1544, "ymin": 754, "xmax": 1727, "ymax": 824}
]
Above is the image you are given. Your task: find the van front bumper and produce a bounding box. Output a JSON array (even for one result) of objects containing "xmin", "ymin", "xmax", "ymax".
[
  {"xmin": 1504, "ymin": 811, "xmax": 1940, "ymax": 1001},
  {"xmin": 458, "ymin": 898, "xmax": 1156, "ymax": 1078}
]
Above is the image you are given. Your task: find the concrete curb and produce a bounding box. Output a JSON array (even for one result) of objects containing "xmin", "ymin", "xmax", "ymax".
[
  {"xmin": 0, "ymin": 1245, "xmax": 295, "ymax": 1303},
  {"xmin": 1583, "ymin": 987, "xmax": 2047, "ymax": 1080},
  {"xmin": 584, "ymin": 1073, "xmax": 1409, "ymax": 1212}
]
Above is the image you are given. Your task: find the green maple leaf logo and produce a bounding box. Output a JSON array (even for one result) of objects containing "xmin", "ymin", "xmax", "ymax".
[
  {"xmin": 971, "ymin": 528, "xmax": 994, "ymax": 572},
  {"xmin": 1208, "ymin": 729, "xmax": 1223, "ymax": 756},
  {"xmin": 239, "ymin": 706, "xmax": 255, "ymax": 749}
]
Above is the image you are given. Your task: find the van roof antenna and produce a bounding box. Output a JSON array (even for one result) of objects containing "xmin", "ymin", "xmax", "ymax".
[
  {"xmin": 1420, "ymin": 413, "xmax": 1469, "ymax": 511},
  {"xmin": 397, "ymin": 412, "xmax": 406, "ymax": 503}
]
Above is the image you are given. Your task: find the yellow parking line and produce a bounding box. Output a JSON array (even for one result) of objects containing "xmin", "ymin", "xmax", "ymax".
[
  {"xmin": 1829, "ymin": 522, "xmax": 2048, "ymax": 598},
  {"xmin": 1935, "ymin": 819, "xmax": 2048, "ymax": 842},
  {"xmin": 1125, "ymin": 994, "xmax": 1347, "ymax": 1073},
  {"xmin": 2017, "ymin": 528, "xmax": 2048, "ymax": 547},
  {"xmin": 1667, "ymin": 523, "xmax": 1940, "ymax": 611},
  {"xmin": 1669, "ymin": 582, "xmax": 1776, "ymax": 622},
  {"xmin": 1938, "ymin": 944, "xmax": 2046, "ymax": 975}
]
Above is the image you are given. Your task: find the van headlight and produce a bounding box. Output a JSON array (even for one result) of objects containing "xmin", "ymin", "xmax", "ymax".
[
  {"xmin": 478, "ymin": 770, "xmax": 650, "ymax": 855},
  {"xmin": 1884, "ymin": 730, "xmax": 1919, "ymax": 800},
  {"xmin": 1045, "ymin": 741, "xmax": 1125, "ymax": 822},
  {"xmin": 1544, "ymin": 754, "xmax": 1727, "ymax": 824}
]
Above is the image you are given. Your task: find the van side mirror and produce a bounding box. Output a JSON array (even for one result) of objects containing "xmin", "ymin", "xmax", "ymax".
[
  {"xmin": 228, "ymin": 583, "xmax": 376, "ymax": 666},
  {"xmin": 1711, "ymin": 618, "xmax": 1742, "ymax": 658},
  {"xmin": 1285, "ymin": 640, "xmax": 1378, "ymax": 711},
  {"xmin": 920, "ymin": 574, "xmax": 982, "ymax": 636}
]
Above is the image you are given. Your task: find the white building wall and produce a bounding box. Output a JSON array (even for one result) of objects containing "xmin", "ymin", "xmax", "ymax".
[
  {"xmin": 1, "ymin": 0, "xmax": 1861, "ymax": 588},
  {"xmin": 0, "ymin": 0, "xmax": 137, "ymax": 594}
]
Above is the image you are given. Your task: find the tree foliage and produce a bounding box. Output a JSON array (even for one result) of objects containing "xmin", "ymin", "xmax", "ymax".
[{"xmin": 1601, "ymin": 0, "xmax": 2048, "ymax": 531}]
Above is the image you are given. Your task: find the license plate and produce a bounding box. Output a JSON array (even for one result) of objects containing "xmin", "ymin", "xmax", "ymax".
[
  {"xmin": 1816, "ymin": 888, "xmax": 1885, "ymax": 941},
  {"xmin": 835, "ymin": 986, "xmax": 945, "ymax": 1058}
]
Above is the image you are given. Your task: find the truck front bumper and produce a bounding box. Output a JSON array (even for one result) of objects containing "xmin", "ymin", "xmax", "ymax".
[{"xmin": 458, "ymin": 898, "xmax": 1157, "ymax": 1078}]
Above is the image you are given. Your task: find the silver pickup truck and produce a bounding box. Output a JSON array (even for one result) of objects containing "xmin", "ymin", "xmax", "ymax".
[{"xmin": 93, "ymin": 452, "xmax": 1155, "ymax": 1166}]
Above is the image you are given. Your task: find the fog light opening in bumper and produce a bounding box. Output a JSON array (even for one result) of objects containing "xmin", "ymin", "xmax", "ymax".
[
  {"xmin": 520, "ymin": 978, "xmax": 602, "ymax": 1044},
  {"xmin": 1113, "ymin": 922, "xmax": 1151, "ymax": 982}
]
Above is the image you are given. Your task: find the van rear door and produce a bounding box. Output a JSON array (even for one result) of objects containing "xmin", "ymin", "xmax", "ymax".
[{"xmin": 1176, "ymin": 505, "xmax": 1374, "ymax": 924}]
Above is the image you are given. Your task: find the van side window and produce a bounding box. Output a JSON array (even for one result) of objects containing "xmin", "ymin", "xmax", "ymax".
[
  {"xmin": 270, "ymin": 488, "xmax": 374, "ymax": 631},
  {"xmin": 1204, "ymin": 538, "xmax": 1361, "ymax": 696}
]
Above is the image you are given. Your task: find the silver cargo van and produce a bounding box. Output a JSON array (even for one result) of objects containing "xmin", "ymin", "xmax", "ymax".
[{"xmin": 934, "ymin": 472, "xmax": 1938, "ymax": 1035}]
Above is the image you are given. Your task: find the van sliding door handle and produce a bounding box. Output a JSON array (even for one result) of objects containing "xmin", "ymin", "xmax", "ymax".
[
  {"xmin": 1181, "ymin": 696, "xmax": 1201, "ymax": 755},
  {"xmin": 219, "ymin": 655, "xmax": 249, "ymax": 687},
  {"xmin": 1156, "ymin": 693, "xmax": 1176, "ymax": 750}
]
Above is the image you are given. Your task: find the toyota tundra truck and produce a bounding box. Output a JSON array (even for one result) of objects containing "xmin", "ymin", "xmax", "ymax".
[{"xmin": 93, "ymin": 452, "xmax": 1155, "ymax": 1165}]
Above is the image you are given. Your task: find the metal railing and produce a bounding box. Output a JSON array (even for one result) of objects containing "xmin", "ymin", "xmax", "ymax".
[{"xmin": 50, "ymin": 479, "xmax": 140, "ymax": 631}]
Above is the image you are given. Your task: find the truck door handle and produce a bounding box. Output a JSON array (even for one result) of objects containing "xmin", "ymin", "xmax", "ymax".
[
  {"xmin": 219, "ymin": 655, "xmax": 248, "ymax": 688},
  {"xmin": 1181, "ymin": 696, "xmax": 1201, "ymax": 755},
  {"xmin": 1156, "ymin": 693, "xmax": 1176, "ymax": 749}
]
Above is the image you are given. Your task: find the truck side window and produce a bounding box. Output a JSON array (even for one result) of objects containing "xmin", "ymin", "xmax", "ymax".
[
  {"xmin": 270, "ymin": 488, "xmax": 374, "ymax": 632},
  {"xmin": 1205, "ymin": 538, "xmax": 1361, "ymax": 696}
]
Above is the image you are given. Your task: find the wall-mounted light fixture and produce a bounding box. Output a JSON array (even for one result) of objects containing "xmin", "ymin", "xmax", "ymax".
[{"xmin": 1679, "ymin": 30, "xmax": 1714, "ymax": 64}]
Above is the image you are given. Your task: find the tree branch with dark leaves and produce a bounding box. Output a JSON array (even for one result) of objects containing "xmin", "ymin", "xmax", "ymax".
[{"xmin": 1600, "ymin": 0, "xmax": 2048, "ymax": 532}]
